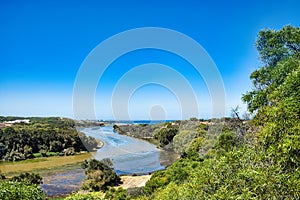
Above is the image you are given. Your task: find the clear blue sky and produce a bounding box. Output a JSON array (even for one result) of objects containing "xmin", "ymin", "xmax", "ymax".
[{"xmin": 0, "ymin": 0, "xmax": 299, "ymax": 120}]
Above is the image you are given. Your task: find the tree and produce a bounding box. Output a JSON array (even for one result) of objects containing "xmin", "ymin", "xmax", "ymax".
[
  {"xmin": 49, "ymin": 140, "xmax": 62, "ymax": 152},
  {"xmin": 81, "ymin": 159, "xmax": 121, "ymax": 191},
  {"xmin": 153, "ymin": 123, "xmax": 178, "ymax": 147},
  {"xmin": 0, "ymin": 117, "xmax": 98, "ymax": 161},
  {"xmin": 173, "ymin": 129, "xmax": 206, "ymax": 156},
  {"xmin": 242, "ymin": 25, "xmax": 300, "ymax": 113},
  {"xmin": 215, "ymin": 131, "xmax": 240, "ymax": 152},
  {"xmin": 11, "ymin": 172, "xmax": 43, "ymax": 185},
  {"xmin": 135, "ymin": 25, "xmax": 300, "ymax": 200},
  {"xmin": 242, "ymin": 25, "xmax": 300, "ymax": 170},
  {"xmin": 256, "ymin": 62, "xmax": 300, "ymax": 170},
  {"xmin": 184, "ymin": 137, "xmax": 205, "ymax": 160}
]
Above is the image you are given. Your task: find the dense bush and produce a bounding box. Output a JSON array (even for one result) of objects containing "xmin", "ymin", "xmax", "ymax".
[
  {"xmin": 116, "ymin": 124, "xmax": 161, "ymax": 139},
  {"xmin": 144, "ymin": 159, "xmax": 201, "ymax": 195},
  {"xmin": 214, "ymin": 131, "xmax": 241, "ymax": 153},
  {"xmin": 0, "ymin": 181, "xmax": 46, "ymax": 200},
  {"xmin": 153, "ymin": 123, "xmax": 179, "ymax": 147},
  {"xmin": 143, "ymin": 144, "xmax": 300, "ymax": 199},
  {"xmin": 173, "ymin": 129, "xmax": 206, "ymax": 155},
  {"xmin": 65, "ymin": 191, "xmax": 105, "ymax": 200},
  {"xmin": 134, "ymin": 25, "xmax": 300, "ymax": 200},
  {"xmin": 0, "ymin": 117, "xmax": 97, "ymax": 161},
  {"xmin": 65, "ymin": 188, "xmax": 129, "ymax": 200},
  {"xmin": 104, "ymin": 187, "xmax": 129, "ymax": 200},
  {"xmin": 10, "ymin": 172, "xmax": 42, "ymax": 185},
  {"xmin": 81, "ymin": 159, "xmax": 121, "ymax": 192}
]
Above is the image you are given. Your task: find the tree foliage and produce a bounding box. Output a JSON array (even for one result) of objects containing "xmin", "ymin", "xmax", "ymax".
[
  {"xmin": 242, "ymin": 25, "xmax": 300, "ymax": 170},
  {"xmin": 65, "ymin": 191, "xmax": 105, "ymax": 200},
  {"xmin": 0, "ymin": 181, "xmax": 46, "ymax": 200},
  {"xmin": 256, "ymin": 60, "xmax": 300, "ymax": 170},
  {"xmin": 242, "ymin": 25, "xmax": 300, "ymax": 113},
  {"xmin": 81, "ymin": 159, "xmax": 121, "ymax": 192},
  {"xmin": 104, "ymin": 187, "xmax": 129, "ymax": 200},
  {"xmin": 136, "ymin": 25, "xmax": 300, "ymax": 200},
  {"xmin": 0, "ymin": 117, "xmax": 97, "ymax": 161},
  {"xmin": 173, "ymin": 128, "xmax": 206, "ymax": 156},
  {"xmin": 10, "ymin": 172, "xmax": 43, "ymax": 185},
  {"xmin": 153, "ymin": 123, "xmax": 179, "ymax": 147}
]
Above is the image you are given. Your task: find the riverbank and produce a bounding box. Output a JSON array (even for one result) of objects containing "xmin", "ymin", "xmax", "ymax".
[
  {"xmin": 0, "ymin": 153, "xmax": 92, "ymax": 177},
  {"xmin": 114, "ymin": 124, "xmax": 180, "ymax": 167},
  {"xmin": 0, "ymin": 125, "xmax": 176, "ymax": 197},
  {"xmin": 95, "ymin": 138, "xmax": 104, "ymax": 149}
]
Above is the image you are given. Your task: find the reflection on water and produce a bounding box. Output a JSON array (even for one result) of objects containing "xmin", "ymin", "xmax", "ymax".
[{"xmin": 81, "ymin": 126, "xmax": 165, "ymax": 175}]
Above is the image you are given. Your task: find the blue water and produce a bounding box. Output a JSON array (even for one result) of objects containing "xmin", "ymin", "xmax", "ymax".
[
  {"xmin": 80, "ymin": 126, "xmax": 165, "ymax": 175},
  {"xmin": 98, "ymin": 120, "xmax": 174, "ymax": 125}
]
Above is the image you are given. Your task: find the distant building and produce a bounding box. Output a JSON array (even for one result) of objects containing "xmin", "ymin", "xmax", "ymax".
[
  {"xmin": 3, "ymin": 119, "xmax": 30, "ymax": 125},
  {"xmin": 0, "ymin": 119, "xmax": 30, "ymax": 128}
]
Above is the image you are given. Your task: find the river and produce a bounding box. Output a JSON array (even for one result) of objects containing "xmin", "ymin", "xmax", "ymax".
[
  {"xmin": 81, "ymin": 126, "xmax": 164, "ymax": 175},
  {"xmin": 41, "ymin": 125, "xmax": 166, "ymax": 197}
]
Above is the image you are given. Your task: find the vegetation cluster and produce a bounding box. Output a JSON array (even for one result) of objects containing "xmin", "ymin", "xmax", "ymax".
[
  {"xmin": 0, "ymin": 25, "xmax": 299, "ymax": 199},
  {"xmin": 0, "ymin": 117, "xmax": 98, "ymax": 161}
]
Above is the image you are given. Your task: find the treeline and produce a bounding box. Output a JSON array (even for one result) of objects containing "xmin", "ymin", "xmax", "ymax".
[
  {"xmin": 114, "ymin": 123, "xmax": 161, "ymax": 140},
  {"xmin": 0, "ymin": 117, "xmax": 97, "ymax": 161},
  {"xmin": 136, "ymin": 25, "xmax": 300, "ymax": 199},
  {"xmin": 116, "ymin": 119, "xmax": 243, "ymax": 153},
  {"xmin": 0, "ymin": 116, "xmax": 76, "ymax": 127}
]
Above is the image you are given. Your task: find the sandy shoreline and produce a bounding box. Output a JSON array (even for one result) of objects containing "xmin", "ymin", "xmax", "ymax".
[{"xmin": 118, "ymin": 174, "xmax": 152, "ymax": 189}]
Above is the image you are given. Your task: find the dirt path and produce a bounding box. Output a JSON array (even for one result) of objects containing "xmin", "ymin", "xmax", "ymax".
[{"xmin": 119, "ymin": 175, "xmax": 152, "ymax": 189}]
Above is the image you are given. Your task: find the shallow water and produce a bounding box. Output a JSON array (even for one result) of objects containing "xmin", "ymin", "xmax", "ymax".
[
  {"xmin": 41, "ymin": 168, "xmax": 85, "ymax": 197},
  {"xmin": 40, "ymin": 125, "xmax": 166, "ymax": 197},
  {"xmin": 81, "ymin": 126, "xmax": 165, "ymax": 175}
]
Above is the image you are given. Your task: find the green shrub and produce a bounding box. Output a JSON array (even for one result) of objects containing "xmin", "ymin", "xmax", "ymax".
[
  {"xmin": 215, "ymin": 131, "xmax": 240, "ymax": 153},
  {"xmin": 0, "ymin": 181, "xmax": 46, "ymax": 200},
  {"xmin": 65, "ymin": 191, "xmax": 104, "ymax": 200},
  {"xmin": 11, "ymin": 172, "xmax": 42, "ymax": 185},
  {"xmin": 153, "ymin": 123, "xmax": 178, "ymax": 147},
  {"xmin": 104, "ymin": 187, "xmax": 129, "ymax": 200},
  {"xmin": 81, "ymin": 159, "xmax": 121, "ymax": 192}
]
